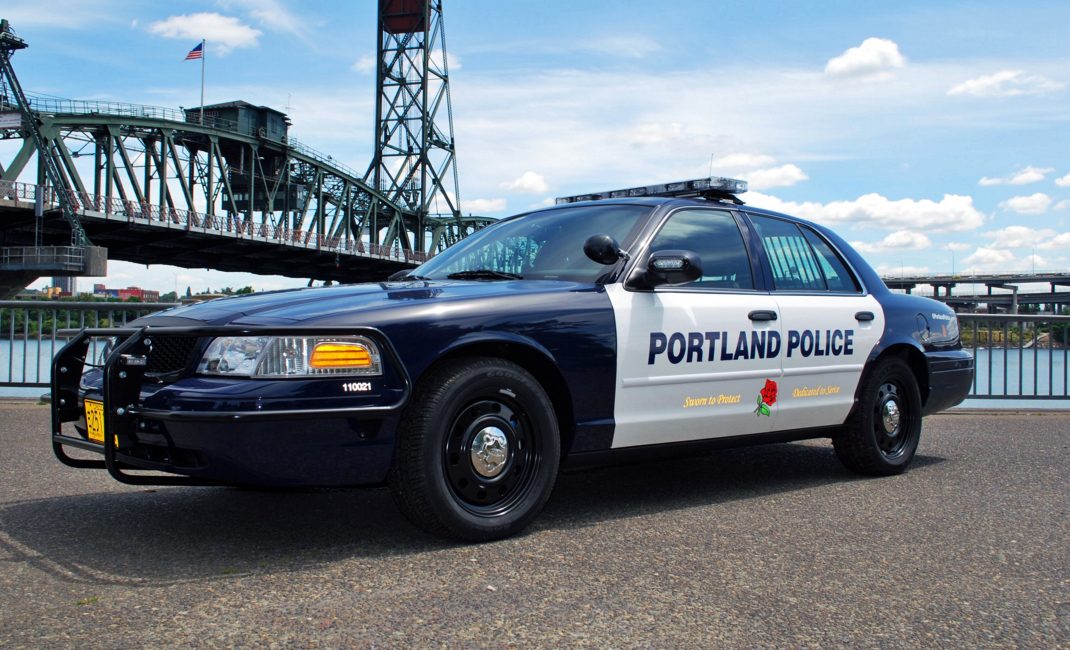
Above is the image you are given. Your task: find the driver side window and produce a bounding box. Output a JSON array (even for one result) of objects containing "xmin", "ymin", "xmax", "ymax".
[{"xmin": 648, "ymin": 209, "xmax": 754, "ymax": 290}]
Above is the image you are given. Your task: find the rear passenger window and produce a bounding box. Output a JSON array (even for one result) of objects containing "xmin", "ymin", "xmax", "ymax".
[
  {"xmin": 749, "ymin": 215, "xmax": 861, "ymax": 293},
  {"xmin": 801, "ymin": 228, "xmax": 861, "ymax": 293},
  {"xmin": 648, "ymin": 209, "xmax": 753, "ymax": 290},
  {"xmin": 749, "ymin": 215, "xmax": 827, "ymax": 291}
]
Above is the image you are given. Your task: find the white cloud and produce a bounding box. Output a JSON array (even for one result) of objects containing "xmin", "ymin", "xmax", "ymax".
[
  {"xmin": 851, "ymin": 231, "xmax": 932, "ymax": 253},
  {"xmin": 216, "ymin": 0, "xmax": 310, "ymax": 39},
  {"xmin": 740, "ymin": 164, "xmax": 808, "ymax": 190},
  {"xmin": 943, "ymin": 242, "xmax": 973, "ymax": 252},
  {"xmin": 824, "ymin": 38, "xmax": 906, "ymax": 82},
  {"xmin": 711, "ymin": 153, "xmax": 777, "ymax": 169},
  {"xmin": 746, "ymin": 192, "xmax": 986, "ymax": 233},
  {"xmin": 978, "ymin": 166, "xmax": 1054, "ymax": 186},
  {"xmin": 874, "ymin": 263, "xmax": 930, "ymax": 277},
  {"xmin": 149, "ymin": 13, "xmax": 261, "ymax": 55},
  {"xmin": 1056, "ymin": 172, "xmax": 1070, "ymax": 188},
  {"xmin": 948, "ymin": 70, "xmax": 1066, "ymax": 98},
  {"xmin": 962, "ymin": 247, "xmax": 1015, "ymax": 269},
  {"xmin": 981, "ymin": 226, "xmax": 1070, "ymax": 251},
  {"xmin": 1056, "ymin": 200, "xmax": 1070, "ymax": 211},
  {"xmin": 461, "ymin": 198, "xmax": 507, "ymax": 214},
  {"xmin": 999, "ymin": 193, "xmax": 1052, "ymax": 215},
  {"xmin": 982, "ymin": 225, "xmax": 1055, "ymax": 249},
  {"xmin": 500, "ymin": 172, "xmax": 550, "ymax": 194},
  {"xmin": 351, "ymin": 56, "xmax": 376, "ymax": 74}
]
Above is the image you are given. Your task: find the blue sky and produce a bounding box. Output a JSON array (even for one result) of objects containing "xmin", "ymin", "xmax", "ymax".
[{"xmin": 4, "ymin": 0, "xmax": 1070, "ymax": 293}]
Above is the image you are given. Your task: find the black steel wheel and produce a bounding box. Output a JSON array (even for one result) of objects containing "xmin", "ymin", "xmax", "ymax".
[
  {"xmin": 834, "ymin": 356, "xmax": 923, "ymax": 476},
  {"xmin": 388, "ymin": 357, "xmax": 560, "ymax": 541}
]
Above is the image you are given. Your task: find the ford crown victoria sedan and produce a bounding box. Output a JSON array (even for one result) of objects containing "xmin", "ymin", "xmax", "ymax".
[{"xmin": 50, "ymin": 177, "xmax": 974, "ymax": 541}]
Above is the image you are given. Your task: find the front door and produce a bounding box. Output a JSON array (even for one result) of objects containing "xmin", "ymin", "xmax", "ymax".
[{"xmin": 609, "ymin": 208, "xmax": 783, "ymax": 448}]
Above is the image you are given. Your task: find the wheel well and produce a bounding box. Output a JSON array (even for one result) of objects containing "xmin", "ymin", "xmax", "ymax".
[
  {"xmin": 873, "ymin": 344, "xmax": 930, "ymax": 406},
  {"xmin": 421, "ymin": 342, "xmax": 577, "ymax": 457}
]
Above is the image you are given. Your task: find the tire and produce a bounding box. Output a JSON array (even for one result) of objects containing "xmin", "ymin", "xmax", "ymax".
[
  {"xmin": 388, "ymin": 357, "xmax": 560, "ymax": 541},
  {"xmin": 834, "ymin": 356, "xmax": 923, "ymax": 476}
]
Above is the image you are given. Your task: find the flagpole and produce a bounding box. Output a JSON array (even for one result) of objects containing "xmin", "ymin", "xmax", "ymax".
[{"xmin": 199, "ymin": 39, "xmax": 205, "ymax": 124}]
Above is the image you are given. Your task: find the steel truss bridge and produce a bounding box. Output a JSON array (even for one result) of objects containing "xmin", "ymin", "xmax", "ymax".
[
  {"xmin": 0, "ymin": 96, "xmax": 493, "ymax": 283},
  {"xmin": 0, "ymin": 3, "xmax": 493, "ymax": 295}
]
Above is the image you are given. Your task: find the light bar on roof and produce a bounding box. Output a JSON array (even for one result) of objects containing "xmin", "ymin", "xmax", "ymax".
[{"xmin": 555, "ymin": 177, "xmax": 748, "ymax": 205}]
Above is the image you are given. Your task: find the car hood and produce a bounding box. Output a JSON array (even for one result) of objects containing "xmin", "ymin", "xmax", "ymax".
[{"xmin": 131, "ymin": 280, "xmax": 594, "ymax": 327}]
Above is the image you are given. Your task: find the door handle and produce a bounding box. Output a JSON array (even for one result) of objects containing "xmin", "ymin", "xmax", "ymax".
[
  {"xmin": 855, "ymin": 311, "xmax": 875, "ymax": 321},
  {"xmin": 748, "ymin": 310, "xmax": 778, "ymax": 321}
]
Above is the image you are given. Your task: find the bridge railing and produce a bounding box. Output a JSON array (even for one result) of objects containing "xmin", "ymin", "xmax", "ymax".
[
  {"xmin": 959, "ymin": 314, "xmax": 1070, "ymax": 400},
  {"xmin": 0, "ymin": 179, "xmax": 54, "ymax": 203},
  {"xmin": 58, "ymin": 189, "xmax": 430, "ymax": 264},
  {"xmin": 0, "ymin": 300, "xmax": 178, "ymax": 388}
]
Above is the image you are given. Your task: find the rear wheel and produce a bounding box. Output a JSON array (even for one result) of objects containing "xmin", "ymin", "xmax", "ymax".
[
  {"xmin": 388, "ymin": 358, "xmax": 560, "ymax": 541},
  {"xmin": 834, "ymin": 356, "xmax": 922, "ymax": 476}
]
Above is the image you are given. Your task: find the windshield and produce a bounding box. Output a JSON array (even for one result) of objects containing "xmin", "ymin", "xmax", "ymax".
[{"xmin": 413, "ymin": 204, "xmax": 652, "ymax": 283}]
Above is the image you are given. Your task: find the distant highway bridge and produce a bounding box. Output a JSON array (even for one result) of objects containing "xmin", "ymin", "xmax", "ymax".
[{"xmin": 882, "ymin": 272, "xmax": 1070, "ymax": 313}]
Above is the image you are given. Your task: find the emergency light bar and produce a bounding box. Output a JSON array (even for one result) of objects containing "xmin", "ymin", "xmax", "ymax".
[{"xmin": 555, "ymin": 177, "xmax": 748, "ymax": 205}]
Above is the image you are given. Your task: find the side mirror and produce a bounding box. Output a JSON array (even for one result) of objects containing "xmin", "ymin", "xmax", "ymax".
[
  {"xmin": 628, "ymin": 250, "xmax": 703, "ymax": 288},
  {"xmin": 583, "ymin": 233, "xmax": 629, "ymax": 265}
]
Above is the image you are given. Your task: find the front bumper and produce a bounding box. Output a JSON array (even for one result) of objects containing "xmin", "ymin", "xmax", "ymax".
[{"xmin": 51, "ymin": 326, "xmax": 411, "ymax": 487}]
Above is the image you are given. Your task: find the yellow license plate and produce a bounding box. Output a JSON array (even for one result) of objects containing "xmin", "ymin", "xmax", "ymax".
[{"xmin": 84, "ymin": 399, "xmax": 105, "ymax": 444}]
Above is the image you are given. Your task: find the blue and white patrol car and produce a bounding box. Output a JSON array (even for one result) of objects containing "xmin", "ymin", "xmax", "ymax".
[{"xmin": 50, "ymin": 177, "xmax": 974, "ymax": 541}]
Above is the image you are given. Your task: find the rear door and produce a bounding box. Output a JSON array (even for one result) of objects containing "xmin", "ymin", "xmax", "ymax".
[
  {"xmin": 609, "ymin": 208, "xmax": 783, "ymax": 448},
  {"xmin": 746, "ymin": 214, "xmax": 884, "ymax": 431}
]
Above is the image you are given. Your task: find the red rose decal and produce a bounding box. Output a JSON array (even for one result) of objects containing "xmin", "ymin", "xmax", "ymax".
[
  {"xmin": 754, "ymin": 379, "xmax": 777, "ymax": 416},
  {"xmin": 761, "ymin": 379, "xmax": 777, "ymax": 406}
]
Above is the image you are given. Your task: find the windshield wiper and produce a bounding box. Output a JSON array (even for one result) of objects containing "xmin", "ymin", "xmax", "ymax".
[{"xmin": 446, "ymin": 269, "xmax": 523, "ymax": 281}]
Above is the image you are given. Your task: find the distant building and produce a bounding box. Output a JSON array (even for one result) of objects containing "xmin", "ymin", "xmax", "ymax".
[
  {"xmin": 93, "ymin": 284, "xmax": 160, "ymax": 302},
  {"xmin": 117, "ymin": 287, "xmax": 160, "ymax": 302},
  {"xmin": 52, "ymin": 277, "xmax": 76, "ymax": 294}
]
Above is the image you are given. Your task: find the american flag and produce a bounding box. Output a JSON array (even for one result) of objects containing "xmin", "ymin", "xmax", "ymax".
[{"xmin": 185, "ymin": 42, "xmax": 203, "ymax": 61}]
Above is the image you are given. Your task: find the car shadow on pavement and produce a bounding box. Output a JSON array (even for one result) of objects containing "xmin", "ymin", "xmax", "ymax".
[
  {"xmin": 0, "ymin": 442, "xmax": 944, "ymax": 585},
  {"xmin": 539, "ymin": 441, "xmax": 945, "ymax": 532}
]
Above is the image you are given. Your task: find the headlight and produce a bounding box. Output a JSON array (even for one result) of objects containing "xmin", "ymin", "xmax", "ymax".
[{"xmin": 197, "ymin": 336, "xmax": 382, "ymax": 378}]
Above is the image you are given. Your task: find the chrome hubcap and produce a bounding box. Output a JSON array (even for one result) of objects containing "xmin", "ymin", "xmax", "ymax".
[
  {"xmin": 470, "ymin": 426, "xmax": 509, "ymax": 478},
  {"xmin": 882, "ymin": 400, "xmax": 901, "ymax": 435}
]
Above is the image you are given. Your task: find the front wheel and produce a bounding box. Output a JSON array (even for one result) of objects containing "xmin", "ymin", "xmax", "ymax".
[
  {"xmin": 388, "ymin": 358, "xmax": 560, "ymax": 541},
  {"xmin": 834, "ymin": 356, "xmax": 923, "ymax": 476}
]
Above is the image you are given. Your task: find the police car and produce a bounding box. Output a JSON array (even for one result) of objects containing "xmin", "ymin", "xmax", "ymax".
[{"xmin": 50, "ymin": 177, "xmax": 974, "ymax": 541}]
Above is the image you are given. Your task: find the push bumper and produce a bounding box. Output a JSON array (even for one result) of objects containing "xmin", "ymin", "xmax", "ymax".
[{"xmin": 51, "ymin": 326, "xmax": 411, "ymax": 487}]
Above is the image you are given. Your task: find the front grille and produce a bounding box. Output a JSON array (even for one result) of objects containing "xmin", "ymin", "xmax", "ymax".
[{"xmin": 147, "ymin": 337, "xmax": 200, "ymax": 375}]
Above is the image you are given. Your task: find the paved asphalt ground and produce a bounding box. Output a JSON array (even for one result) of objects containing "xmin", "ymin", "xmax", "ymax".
[{"xmin": 0, "ymin": 402, "xmax": 1067, "ymax": 649}]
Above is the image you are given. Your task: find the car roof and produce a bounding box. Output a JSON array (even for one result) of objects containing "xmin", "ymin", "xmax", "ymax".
[{"xmin": 524, "ymin": 196, "xmax": 817, "ymax": 229}]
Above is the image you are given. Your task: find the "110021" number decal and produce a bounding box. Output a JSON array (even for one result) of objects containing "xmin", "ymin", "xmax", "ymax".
[{"xmin": 342, "ymin": 381, "xmax": 373, "ymax": 392}]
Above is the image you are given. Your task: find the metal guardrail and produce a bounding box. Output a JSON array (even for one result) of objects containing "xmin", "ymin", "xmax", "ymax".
[
  {"xmin": 959, "ymin": 314, "xmax": 1070, "ymax": 400},
  {"xmin": 0, "ymin": 300, "xmax": 178, "ymax": 387},
  {"xmin": 4, "ymin": 305, "xmax": 1067, "ymax": 402}
]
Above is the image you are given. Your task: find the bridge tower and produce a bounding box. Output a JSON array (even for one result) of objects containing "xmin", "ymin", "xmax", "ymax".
[{"xmin": 368, "ymin": 0, "xmax": 462, "ymax": 253}]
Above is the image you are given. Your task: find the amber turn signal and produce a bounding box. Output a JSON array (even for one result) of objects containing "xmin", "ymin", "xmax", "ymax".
[{"xmin": 309, "ymin": 342, "xmax": 373, "ymax": 369}]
